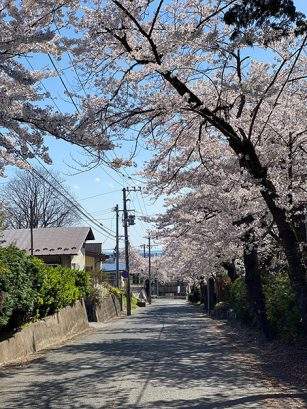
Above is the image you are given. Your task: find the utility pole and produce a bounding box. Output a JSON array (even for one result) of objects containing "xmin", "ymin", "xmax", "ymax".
[
  {"xmin": 114, "ymin": 204, "xmax": 120, "ymax": 288},
  {"xmin": 122, "ymin": 186, "xmax": 141, "ymax": 316},
  {"xmin": 142, "ymin": 243, "xmax": 146, "ymax": 258},
  {"xmin": 122, "ymin": 187, "xmax": 131, "ymax": 316},
  {"xmin": 148, "ymin": 235, "xmax": 152, "ymax": 304},
  {"xmin": 30, "ymin": 199, "xmax": 34, "ymax": 256}
]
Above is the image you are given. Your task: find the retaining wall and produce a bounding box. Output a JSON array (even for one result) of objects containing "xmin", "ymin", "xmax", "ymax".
[
  {"xmin": 86, "ymin": 294, "xmax": 122, "ymax": 322},
  {"xmin": 0, "ymin": 300, "xmax": 89, "ymax": 366}
]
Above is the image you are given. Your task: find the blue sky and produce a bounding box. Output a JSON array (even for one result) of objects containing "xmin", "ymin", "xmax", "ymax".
[
  {"xmin": 1, "ymin": 0, "xmax": 306, "ymax": 251},
  {"xmin": 1, "ymin": 49, "xmax": 165, "ymax": 250}
]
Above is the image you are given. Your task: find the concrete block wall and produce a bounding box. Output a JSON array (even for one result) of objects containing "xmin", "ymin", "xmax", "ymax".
[
  {"xmin": 0, "ymin": 300, "xmax": 89, "ymax": 366},
  {"xmin": 86, "ymin": 294, "xmax": 122, "ymax": 323}
]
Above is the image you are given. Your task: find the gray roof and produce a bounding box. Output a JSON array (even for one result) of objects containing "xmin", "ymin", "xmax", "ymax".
[{"xmin": 0, "ymin": 227, "xmax": 95, "ymax": 256}]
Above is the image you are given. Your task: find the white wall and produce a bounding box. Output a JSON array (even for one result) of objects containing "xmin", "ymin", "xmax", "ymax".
[{"xmin": 71, "ymin": 247, "xmax": 86, "ymax": 270}]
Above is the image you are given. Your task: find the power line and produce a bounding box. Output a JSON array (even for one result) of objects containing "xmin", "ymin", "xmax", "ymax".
[
  {"xmin": 30, "ymin": 168, "xmax": 116, "ymax": 239},
  {"xmin": 140, "ymin": 190, "xmax": 150, "ymax": 218},
  {"xmin": 129, "ymin": 195, "xmax": 149, "ymax": 235},
  {"xmin": 27, "ymin": 51, "xmax": 145, "ymax": 194},
  {"xmin": 47, "ymin": 54, "xmax": 80, "ymax": 113},
  {"xmin": 23, "ymin": 49, "xmax": 149, "ymax": 241},
  {"xmin": 24, "ymin": 57, "xmax": 119, "ymax": 239},
  {"xmin": 31, "ymin": 156, "xmax": 116, "ymax": 237},
  {"xmin": 54, "ymin": 22, "xmax": 88, "ymax": 98},
  {"xmin": 24, "ymin": 56, "xmax": 62, "ymax": 113},
  {"xmin": 10, "ymin": 147, "xmax": 116, "ymax": 240},
  {"xmin": 89, "ymin": 209, "xmax": 115, "ymax": 215},
  {"xmin": 79, "ymin": 189, "xmax": 121, "ymax": 201}
]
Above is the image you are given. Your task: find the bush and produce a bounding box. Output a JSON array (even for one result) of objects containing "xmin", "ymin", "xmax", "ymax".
[
  {"xmin": 0, "ymin": 246, "xmax": 41, "ymax": 329},
  {"xmin": 109, "ymin": 285, "xmax": 124, "ymax": 300},
  {"xmin": 188, "ymin": 285, "xmax": 201, "ymax": 303},
  {"xmin": 229, "ymin": 277, "xmax": 252, "ymax": 323},
  {"xmin": 229, "ymin": 273, "xmax": 302, "ymax": 340},
  {"xmin": 37, "ymin": 265, "xmax": 90, "ymax": 317},
  {"xmin": 0, "ymin": 245, "xmax": 91, "ymax": 331},
  {"xmin": 91, "ymin": 269, "xmax": 108, "ymax": 286},
  {"xmin": 264, "ymin": 272, "xmax": 302, "ymax": 340},
  {"xmin": 131, "ymin": 294, "xmax": 139, "ymax": 310},
  {"xmin": 215, "ymin": 274, "xmax": 232, "ymax": 303},
  {"xmin": 87, "ymin": 283, "xmax": 111, "ymax": 306},
  {"xmin": 90, "ymin": 282, "xmax": 140, "ymax": 311},
  {"xmin": 212, "ymin": 301, "xmax": 231, "ymax": 317},
  {"xmin": 0, "ymin": 262, "xmax": 16, "ymax": 328}
]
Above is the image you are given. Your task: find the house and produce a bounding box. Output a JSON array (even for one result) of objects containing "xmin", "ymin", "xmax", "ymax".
[
  {"xmin": 0, "ymin": 227, "xmax": 107, "ymax": 271},
  {"xmin": 102, "ymin": 259, "xmax": 126, "ymax": 286}
]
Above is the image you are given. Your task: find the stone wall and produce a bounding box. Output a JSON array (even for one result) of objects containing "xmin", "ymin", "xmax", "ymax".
[
  {"xmin": 86, "ymin": 294, "xmax": 122, "ymax": 322},
  {"xmin": 0, "ymin": 300, "xmax": 89, "ymax": 366}
]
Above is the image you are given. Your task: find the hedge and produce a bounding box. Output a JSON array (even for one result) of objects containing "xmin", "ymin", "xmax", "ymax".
[
  {"xmin": 0, "ymin": 246, "xmax": 90, "ymax": 331},
  {"xmin": 36, "ymin": 264, "xmax": 90, "ymax": 317},
  {"xmin": 229, "ymin": 273, "xmax": 302, "ymax": 339},
  {"xmin": 229, "ymin": 277, "xmax": 253, "ymax": 324},
  {"xmin": 0, "ymin": 246, "xmax": 41, "ymax": 329},
  {"xmin": 264, "ymin": 272, "xmax": 302, "ymax": 340}
]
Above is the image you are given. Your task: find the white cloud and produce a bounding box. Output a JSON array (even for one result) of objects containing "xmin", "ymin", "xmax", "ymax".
[
  {"xmin": 95, "ymin": 177, "xmax": 101, "ymax": 183},
  {"xmin": 73, "ymin": 184, "xmax": 80, "ymax": 190}
]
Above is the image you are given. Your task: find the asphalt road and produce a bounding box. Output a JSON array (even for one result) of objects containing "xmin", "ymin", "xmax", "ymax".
[{"xmin": 0, "ymin": 299, "xmax": 306, "ymax": 408}]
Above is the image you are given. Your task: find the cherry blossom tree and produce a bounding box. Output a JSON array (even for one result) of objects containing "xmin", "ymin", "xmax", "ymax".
[
  {"xmin": 147, "ymin": 153, "xmax": 281, "ymax": 337},
  {"xmin": 0, "ymin": 1, "xmax": 112, "ymax": 174},
  {"xmin": 142, "ymin": 78, "xmax": 305, "ymax": 338},
  {"xmin": 129, "ymin": 245, "xmax": 146, "ymax": 276},
  {"xmin": 68, "ymin": 0, "xmax": 307, "ymax": 332}
]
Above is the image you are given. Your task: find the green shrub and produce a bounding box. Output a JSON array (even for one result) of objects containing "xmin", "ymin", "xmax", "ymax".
[
  {"xmin": 229, "ymin": 272, "xmax": 302, "ymax": 340},
  {"xmin": 0, "ymin": 245, "xmax": 91, "ymax": 331},
  {"xmin": 0, "ymin": 262, "xmax": 15, "ymax": 328},
  {"xmin": 214, "ymin": 301, "xmax": 231, "ymax": 313},
  {"xmin": 0, "ymin": 246, "xmax": 41, "ymax": 329},
  {"xmin": 109, "ymin": 285, "xmax": 124, "ymax": 298},
  {"xmin": 229, "ymin": 277, "xmax": 252, "ymax": 323},
  {"xmin": 188, "ymin": 287, "xmax": 201, "ymax": 303},
  {"xmin": 37, "ymin": 266, "xmax": 90, "ymax": 317},
  {"xmin": 74, "ymin": 268, "xmax": 91, "ymax": 298},
  {"xmin": 211, "ymin": 302, "xmax": 232, "ymax": 320},
  {"xmin": 131, "ymin": 294, "xmax": 139, "ymax": 310},
  {"xmin": 264, "ymin": 272, "xmax": 302, "ymax": 340}
]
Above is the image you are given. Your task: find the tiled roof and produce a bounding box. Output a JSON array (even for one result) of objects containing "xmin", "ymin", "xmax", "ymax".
[{"xmin": 0, "ymin": 227, "xmax": 95, "ymax": 256}]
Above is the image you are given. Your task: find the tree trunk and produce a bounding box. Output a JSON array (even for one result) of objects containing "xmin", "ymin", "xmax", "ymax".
[
  {"xmin": 231, "ymin": 138, "xmax": 307, "ymax": 335},
  {"xmin": 162, "ymin": 71, "xmax": 307, "ymax": 333},
  {"xmin": 243, "ymin": 238, "xmax": 273, "ymax": 340},
  {"xmin": 222, "ymin": 260, "xmax": 238, "ymax": 282}
]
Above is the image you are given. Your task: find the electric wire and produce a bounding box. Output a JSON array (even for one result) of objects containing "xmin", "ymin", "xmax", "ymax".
[
  {"xmin": 30, "ymin": 167, "xmax": 116, "ymax": 238},
  {"xmin": 47, "ymin": 54, "xmax": 80, "ymax": 113},
  {"xmin": 31, "ymin": 156, "xmax": 116, "ymax": 237},
  {"xmin": 23, "ymin": 43, "xmax": 151, "ymax": 245},
  {"xmin": 79, "ymin": 190, "xmax": 122, "ymax": 201}
]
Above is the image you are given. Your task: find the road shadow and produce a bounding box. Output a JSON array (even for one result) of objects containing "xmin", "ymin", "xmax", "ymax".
[{"xmin": 0, "ymin": 301, "xmax": 306, "ymax": 408}]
